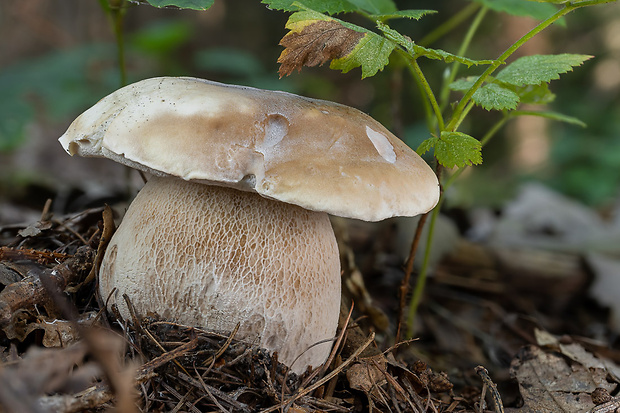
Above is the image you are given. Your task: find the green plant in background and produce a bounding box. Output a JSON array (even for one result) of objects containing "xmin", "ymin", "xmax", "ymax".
[
  {"xmin": 2, "ymin": 0, "xmax": 615, "ymax": 340},
  {"xmin": 0, "ymin": 45, "xmax": 120, "ymax": 151},
  {"xmin": 255, "ymin": 0, "xmax": 616, "ymax": 338},
  {"xmin": 97, "ymin": 0, "xmax": 618, "ymax": 339}
]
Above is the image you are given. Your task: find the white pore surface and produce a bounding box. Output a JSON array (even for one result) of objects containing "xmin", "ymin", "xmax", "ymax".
[{"xmin": 100, "ymin": 176, "xmax": 341, "ymax": 373}]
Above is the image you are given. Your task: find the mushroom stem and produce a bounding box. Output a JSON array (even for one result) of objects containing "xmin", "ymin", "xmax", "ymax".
[{"xmin": 100, "ymin": 176, "xmax": 341, "ymax": 373}]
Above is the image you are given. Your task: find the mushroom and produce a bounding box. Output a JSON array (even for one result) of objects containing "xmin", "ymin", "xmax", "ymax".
[{"xmin": 58, "ymin": 77, "xmax": 439, "ymax": 373}]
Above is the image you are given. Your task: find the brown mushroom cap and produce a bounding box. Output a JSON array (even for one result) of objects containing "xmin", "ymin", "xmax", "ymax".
[{"xmin": 59, "ymin": 77, "xmax": 439, "ymax": 221}]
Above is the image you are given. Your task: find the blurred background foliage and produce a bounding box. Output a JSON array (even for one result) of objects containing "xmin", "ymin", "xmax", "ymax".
[{"xmin": 0, "ymin": 0, "xmax": 619, "ymax": 217}]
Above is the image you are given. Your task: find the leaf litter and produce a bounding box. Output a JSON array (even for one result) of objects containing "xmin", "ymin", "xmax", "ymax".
[{"xmin": 0, "ymin": 192, "xmax": 619, "ymax": 412}]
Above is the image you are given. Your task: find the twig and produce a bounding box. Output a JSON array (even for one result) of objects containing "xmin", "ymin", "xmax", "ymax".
[
  {"xmin": 141, "ymin": 323, "xmax": 192, "ymax": 378},
  {"xmin": 37, "ymin": 259, "xmax": 137, "ymax": 413},
  {"xmin": 193, "ymin": 364, "xmax": 231, "ymax": 413},
  {"xmin": 177, "ymin": 372, "xmax": 251, "ymax": 413},
  {"xmin": 202, "ymin": 322, "xmax": 239, "ymax": 370},
  {"xmin": 396, "ymin": 213, "xmax": 428, "ymax": 343},
  {"xmin": 0, "ymin": 246, "xmax": 94, "ymax": 328},
  {"xmin": 37, "ymin": 382, "xmax": 114, "ymax": 413},
  {"xmin": 321, "ymin": 302, "xmax": 352, "ymax": 376},
  {"xmin": 81, "ymin": 205, "xmax": 115, "ymax": 286},
  {"xmin": 372, "ymin": 358, "xmax": 416, "ymax": 412},
  {"xmin": 260, "ymin": 332, "xmax": 376, "ymax": 413},
  {"xmin": 159, "ymin": 380, "xmax": 201, "ymax": 413},
  {"xmin": 136, "ymin": 336, "xmax": 199, "ymax": 382},
  {"xmin": 0, "ymin": 247, "xmax": 71, "ymax": 266},
  {"xmin": 475, "ymin": 366, "xmax": 504, "ymax": 413},
  {"xmin": 592, "ymin": 398, "xmax": 620, "ymax": 413}
]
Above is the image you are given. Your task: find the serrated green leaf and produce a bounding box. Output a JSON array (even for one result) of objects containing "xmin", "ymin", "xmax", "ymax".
[
  {"xmin": 330, "ymin": 32, "xmax": 395, "ymax": 77},
  {"xmin": 145, "ymin": 0, "xmax": 214, "ymax": 10},
  {"xmin": 436, "ymin": 132, "xmax": 483, "ymax": 168},
  {"xmin": 472, "ymin": 83, "xmax": 520, "ymax": 110},
  {"xmin": 450, "ymin": 77, "xmax": 556, "ymax": 107},
  {"xmin": 262, "ymin": 0, "xmax": 357, "ymax": 14},
  {"xmin": 449, "ymin": 76, "xmax": 479, "ymax": 92},
  {"xmin": 285, "ymin": 8, "xmax": 332, "ymax": 24},
  {"xmin": 371, "ymin": 9, "xmax": 436, "ymax": 21},
  {"xmin": 471, "ymin": 0, "xmax": 559, "ymax": 19},
  {"xmin": 496, "ymin": 54, "xmax": 592, "ymax": 86},
  {"xmin": 416, "ymin": 136, "xmax": 438, "ymax": 155},
  {"xmin": 377, "ymin": 23, "xmax": 493, "ymax": 67},
  {"xmin": 346, "ymin": 0, "xmax": 396, "ymax": 14},
  {"xmin": 513, "ymin": 83, "xmax": 556, "ymax": 105},
  {"xmin": 512, "ymin": 110, "xmax": 586, "ymax": 127}
]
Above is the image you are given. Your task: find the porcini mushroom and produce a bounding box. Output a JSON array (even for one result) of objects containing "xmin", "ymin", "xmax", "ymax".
[{"xmin": 59, "ymin": 77, "xmax": 439, "ymax": 373}]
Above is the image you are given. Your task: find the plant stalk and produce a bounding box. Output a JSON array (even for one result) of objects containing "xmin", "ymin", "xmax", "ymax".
[
  {"xmin": 419, "ymin": 2, "xmax": 481, "ymax": 47},
  {"xmin": 439, "ymin": 6, "xmax": 489, "ymax": 110},
  {"xmin": 401, "ymin": 52, "xmax": 445, "ymax": 132}
]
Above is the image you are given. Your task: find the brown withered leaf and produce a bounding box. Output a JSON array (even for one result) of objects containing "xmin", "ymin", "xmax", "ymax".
[{"xmin": 278, "ymin": 20, "xmax": 364, "ymax": 77}]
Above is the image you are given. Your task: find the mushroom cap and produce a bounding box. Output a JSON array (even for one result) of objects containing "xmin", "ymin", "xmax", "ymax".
[{"xmin": 59, "ymin": 77, "xmax": 439, "ymax": 221}]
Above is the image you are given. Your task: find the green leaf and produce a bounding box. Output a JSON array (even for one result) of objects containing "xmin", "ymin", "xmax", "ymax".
[
  {"xmin": 451, "ymin": 76, "xmax": 558, "ymax": 107},
  {"xmin": 471, "ymin": 0, "xmax": 558, "ymax": 19},
  {"xmin": 512, "ymin": 110, "xmax": 587, "ymax": 127},
  {"xmin": 496, "ymin": 54, "xmax": 592, "ymax": 86},
  {"xmin": 472, "ymin": 82, "xmax": 520, "ymax": 110},
  {"xmin": 346, "ymin": 0, "xmax": 397, "ymax": 14},
  {"xmin": 130, "ymin": 20, "xmax": 193, "ymax": 54},
  {"xmin": 377, "ymin": 23, "xmax": 493, "ymax": 67},
  {"xmin": 416, "ymin": 133, "xmax": 483, "ymax": 168},
  {"xmin": 416, "ymin": 136, "xmax": 439, "ymax": 156},
  {"xmin": 436, "ymin": 132, "xmax": 483, "ymax": 168},
  {"xmin": 262, "ymin": 0, "xmax": 357, "ymax": 14},
  {"xmin": 449, "ymin": 76, "xmax": 478, "ymax": 92},
  {"xmin": 145, "ymin": 0, "xmax": 214, "ymax": 10},
  {"xmin": 329, "ymin": 32, "xmax": 395, "ymax": 78},
  {"xmin": 513, "ymin": 83, "xmax": 556, "ymax": 105},
  {"xmin": 371, "ymin": 9, "xmax": 437, "ymax": 21}
]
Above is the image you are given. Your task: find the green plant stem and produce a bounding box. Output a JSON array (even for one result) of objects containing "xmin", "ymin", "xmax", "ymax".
[
  {"xmin": 453, "ymin": 101, "xmax": 476, "ymax": 131},
  {"xmin": 406, "ymin": 180, "xmax": 441, "ymax": 338},
  {"xmin": 571, "ymin": 0, "xmax": 617, "ymax": 6},
  {"xmin": 406, "ymin": 115, "xmax": 507, "ymax": 335},
  {"xmin": 103, "ymin": 0, "xmax": 128, "ymax": 87},
  {"xmin": 409, "ymin": 66, "xmax": 436, "ymax": 134},
  {"xmin": 446, "ymin": 3, "xmax": 584, "ymax": 132},
  {"xmin": 419, "ymin": 2, "xmax": 481, "ymax": 47},
  {"xmin": 401, "ymin": 6, "xmax": 487, "ymax": 336},
  {"xmin": 439, "ymin": 6, "xmax": 489, "ymax": 110},
  {"xmin": 400, "ymin": 52, "xmax": 445, "ymax": 132},
  {"xmin": 404, "ymin": 0, "xmax": 617, "ymax": 338}
]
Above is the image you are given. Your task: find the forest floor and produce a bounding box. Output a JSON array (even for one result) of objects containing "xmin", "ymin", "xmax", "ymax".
[{"xmin": 0, "ymin": 181, "xmax": 619, "ymax": 412}]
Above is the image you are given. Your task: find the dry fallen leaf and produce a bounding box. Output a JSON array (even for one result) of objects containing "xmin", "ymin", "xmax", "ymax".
[
  {"xmin": 509, "ymin": 345, "xmax": 617, "ymax": 412},
  {"xmin": 278, "ymin": 20, "xmax": 364, "ymax": 77},
  {"xmin": 346, "ymin": 354, "xmax": 388, "ymax": 393},
  {"xmin": 3, "ymin": 312, "xmax": 96, "ymax": 347}
]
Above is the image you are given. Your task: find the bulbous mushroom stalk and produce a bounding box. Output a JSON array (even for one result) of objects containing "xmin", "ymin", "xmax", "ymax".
[{"xmin": 101, "ymin": 176, "xmax": 340, "ymax": 371}]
